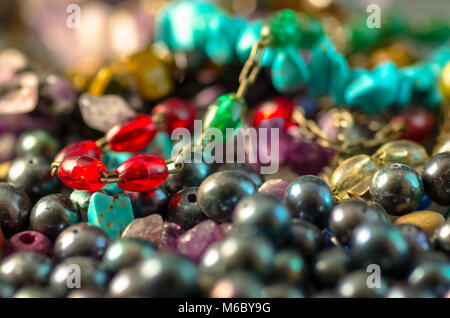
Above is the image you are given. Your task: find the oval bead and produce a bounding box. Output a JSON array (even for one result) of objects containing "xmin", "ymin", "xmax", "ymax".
[
  {"xmin": 105, "ymin": 114, "xmax": 158, "ymax": 152},
  {"xmin": 373, "ymin": 140, "xmax": 429, "ymax": 170},
  {"xmin": 115, "ymin": 154, "xmax": 168, "ymax": 192},
  {"xmin": 330, "ymin": 155, "xmax": 378, "ymax": 200},
  {"xmin": 58, "ymin": 155, "xmax": 107, "ymax": 192},
  {"xmin": 54, "ymin": 141, "xmax": 101, "ymax": 163},
  {"xmin": 152, "ymin": 97, "xmax": 196, "ymax": 133},
  {"xmin": 252, "ymin": 96, "xmax": 295, "ymax": 128}
]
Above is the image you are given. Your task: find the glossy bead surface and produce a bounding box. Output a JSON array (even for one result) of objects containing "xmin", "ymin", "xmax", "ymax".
[
  {"xmin": 408, "ymin": 261, "xmax": 450, "ymax": 297},
  {"xmin": 54, "ymin": 140, "xmax": 101, "ymax": 163},
  {"xmin": 164, "ymin": 161, "xmax": 212, "ymax": 194},
  {"xmin": 273, "ymin": 249, "xmax": 307, "ymax": 286},
  {"xmin": 16, "ymin": 130, "xmax": 59, "ymax": 159},
  {"xmin": 13, "ymin": 286, "xmax": 55, "ymax": 298},
  {"xmin": 264, "ymin": 9, "xmax": 302, "ymax": 47},
  {"xmin": 0, "ymin": 252, "xmax": 52, "ymax": 287},
  {"xmin": 115, "ymin": 154, "xmax": 168, "ymax": 192},
  {"xmin": 4, "ymin": 231, "xmax": 51, "ymax": 256},
  {"xmin": 210, "ymin": 272, "xmax": 262, "ymax": 298},
  {"xmin": 167, "ymin": 187, "xmax": 207, "ymax": 230},
  {"xmin": 197, "ymin": 170, "xmax": 257, "ymax": 222},
  {"xmin": 105, "ymin": 114, "xmax": 158, "ymax": 152},
  {"xmin": 130, "ymin": 187, "xmax": 170, "ymax": 218},
  {"xmin": 0, "ymin": 183, "xmax": 31, "ymax": 236},
  {"xmin": 434, "ymin": 220, "xmax": 450, "ymax": 254},
  {"xmin": 394, "ymin": 211, "xmax": 445, "ymax": 237},
  {"xmin": 258, "ymin": 179, "xmax": 289, "ymax": 201},
  {"xmin": 392, "ymin": 109, "xmax": 436, "ymax": 142},
  {"xmin": 218, "ymin": 163, "xmax": 264, "ymax": 187},
  {"xmin": 398, "ymin": 224, "xmax": 431, "ymax": 255},
  {"xmin": 337, "ymin": 270, "xmax": 388, "ymax": 298},
  {"xmin": 313, "ymin": 248, "xmax": 352, "ymax": 287},
  {"xmin": 53, "ymin": 223, "xmax": 110, "ymax": 260},
  {"xmin": 370, "ymin": 163, "xmax": 424, "ymax": 216},
  {"xmin": 284, "ymin": 175, "xmax": 334, "ymax": 228},
  {"xmin": 373, "ymin": 140, "xmax": 429, "ymax": 170},
  {"xmin": 58, "ymin": 155, "xmax": 107, "ymax": 192},
  {"xmin": 152, "ymin": 97, "xmax": 196, "ymax": 133},
  {"xmin": 30, "ymin": 194, "xmax": 80, "ymax": 240},
  {"xmin": 252, "ymin": 96, "xmax": 295, "ymax": 128},
  {"xmin": 440, "ymin": 61, "xmax": 450, "ymax": 99},
  {"xmin": 288, "ymin": 219, "xmax": 323, "ymax": 258},
  {"xmin": 421, "ymin": 152, "xmax": 450, "ymax": 205}
]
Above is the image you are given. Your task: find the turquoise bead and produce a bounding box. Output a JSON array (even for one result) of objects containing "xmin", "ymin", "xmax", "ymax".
[
  {"xmin": 372, "ymin": 61, "xmax": 400, "ymax": 110},
  {"xmin": 144, "ymin": 131, "xmax": 173, "ymax": 160},
  {"xmin": 431, "ymin": 44, "xmax": 450, "ymax": 67},
  {"xmin": 87, "ymin": 192, "xmax": 134, "ymax": 240},
  {"xmin": 103, "ymin": 151, "xmax": 133, "ymax": 171},
  {"xmin": 235, "ymin": 20, "xmax": 274, "ymax": 67},
  {"xmin": 345, "ymin": 70, "xmax": 380, "ymax": 114},
  {"xmin": 102, "ymin": 183, "xmax": 124, "ymax": 196},
  {"xmin": 394, "ymin": 74, "xmax": 413, "ymax": 106},
  {"xmin": 271, "ymin": 46, "xmax": 310, "ymax": 93}
]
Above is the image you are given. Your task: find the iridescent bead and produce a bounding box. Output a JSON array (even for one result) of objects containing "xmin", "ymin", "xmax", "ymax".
[
  {"xmin": 373, "ymin": 140, "xmax": 429, "ymax": 171},
  {"xmin": 421, "ymin": 152, "xmax": 450, "ymax": 205},
  {"xmin": 330, "ymin": 155, "xmax": 378, "ymax": 200}
]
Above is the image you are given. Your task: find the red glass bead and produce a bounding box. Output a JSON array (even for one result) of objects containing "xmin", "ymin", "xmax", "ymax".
[
  {"xmin": 54, "ymin": 140, "xmax": 101, "ymax": 163},
  {"xmin": 252, "ymin": 96, "xmax": 295, "ymax": 128},
  {"xmin": 152, "ymin": 97, "xmax": 196, "ymax": 133},
  {"xmin": 105, "ymin": 114, "xmax": 158, "ymax": 152},
  {"xmin": 58, "ymin": 155, "xmax": 107, "ymax": 191},
  {"xmin": 115, "ymin": 154, "xmax": 168, "ymax": 192},
  {"xmin": 391, "ymin": 108, "xmax": 436, "ymax": 143}
]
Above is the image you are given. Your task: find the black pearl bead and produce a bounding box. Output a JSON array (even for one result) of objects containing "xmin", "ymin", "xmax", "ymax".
[
  {"xmin": 284, "ymin": 175, "xmax": 334, "ymax": 228},
  {"xmin": 197, "ymin": 170, "xmax": 257, "ymax": 222},
  {"xmin": 232, "ymin": 192, "xmax": 291, "ymax": 245},
  {"xmin": 0, "ymin": 182, "xmax": 31, "ymax": 237},
  {"xmin": 13, "ymin": 286, "xmax": 55, "ymax": 298},
  {"xmin": 102, "ymin": 238, "xmax": 156, "ymax": 273},
  {"xmin": 53, "ymin": 223, "xmax": 110, "ymax": 260},
  {"xmin": 108, "ymin": 253, "xmax": 198, "ymax": 297},
  {"xmin": 370, "ymin": 163, "xmax": 424, "ymax": 216},
  {"xmin": 165, "ymin": 162, "xmax": 212, "ymax": 194},
  {"xmin": 313, "ymin": 247, "xmax": 352, "ymax": 287},
  {"xmin": 67, "ymin": 290, "xmax": 104, "ymax": 298},
  {"xmin": 167, "ymin": 187, "xmax": 207, "ymax": 230},
  {"xmin": 328, "ymin": 199, "xmax": 389, "ymax": 245},
  {"xmin": 433, "ymin": 220, "xmax": 450, "ymax": 254},
  {"xmin": 408, "ymin": 261, "xmax": 450, "ymax": 297},
  {"xmin": 422, "ymin": 152, "xmax": 450, "ymax": 206},
  {"xmin": 386, "ymin": 284, "xmax": 434, "ymax": 298},
  {"xmin": 260, "ymin": 283, "xmax": 305, "ymax": 298},
  {"xmin": 30, "ymin": 194, "xmax": 80, "ymax": 240},
  {"xmin": 288, "ymin": 219, "xmax": 323, "ymax": 258},
  {"xmin": 218, "ymin": 163, "xmax": 264, "ymax": 187},
  {"xmin": 350, "ymin": 223, "xmax": 410, "ymax": 272},
  {"xmin": 273, "ymin": 249, "xmax": 307, "ymax": 286},
  {"xmin": 6, "ymin": 154, "xmax": 58, "ymax": 200},
  {"xmin": 337, "ymin": 270, "xmax": 388, "ymax": 298},
  {"xmin": 49, "ymin": 256, "xmax": 109, "ymax": 296},
  {"xmin": 398, "ymin": 224, "xmax": 431, "ymax": 255},
  {"xmin": 209, "ymin": 272, "xmax": 263, "ymax": 298},
  {"xmin": 16, "ymin": 129, "xmax": 60, "ymax": 159},
  {"xmin": 130, "ymin": 187, "xmax": 170, "ymax": 218},
  {"xmin": 415, "ymin": 251, "xmax": 449, "ymax": 264},
  {"xmin": 0, "ymin": 252, "xmax": 52, "ymax": 287}
]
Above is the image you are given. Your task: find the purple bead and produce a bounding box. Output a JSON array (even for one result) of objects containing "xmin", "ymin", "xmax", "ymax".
[
  {"xmin": 4, "ymin": 231, "xmax": 51, "ymax": 256},
  {"xmin": 122, "ymin": 214, "xmax": 164, "ymax": 245},
  {"xmin": 259, "ymin": 179, "xmax": 290, "ymax": 200},
  {"xmin": 158, "ymin": 222, "xmax": 184, "ymax": 251},
  {"xmin": 177, "ymin": 220, "xmax": 223, "ymax": 262},
  {"xmin": 317, "ymin": 111, "xmax": 338, "ymax": 141}
]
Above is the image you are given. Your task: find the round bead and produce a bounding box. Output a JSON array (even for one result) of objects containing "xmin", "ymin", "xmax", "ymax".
[
  {"xmin": 167, "ymin": 187, "xmax": 207, "ymax": 230},
  {"xmin": 421, "ymin": 152, "xmax": 450, "ymax": 205},
  {"xmin": 54, "ymin": 140, "xmax": 101, "ymax": 163},
  {"xmin": 115, "ymin": 154, "xmax": 169, "ymax": 192},
  {"xmin": 13, "ymin": 286, "xmax": 55, "ymax": 298},
  {"xmin": 0, "ymin": 183, "xmax": 31, "ymax": 236},
  {"xmin": 129, "ymin": 187, "xmax": 170, "ymax": 218},
  {"xmin": 391, "ymin": 109, "xmax": 436, "ymax": 143},
  {"xmin": 218, "ymin": 163, "xmax": 264, "ymax": 187},
  {"xmin": 0, "ymin": 252, "xmax": 52, "ymax": 287},
  {"xmin": 386, "ymin": 284, "xmax": 434, "ymax": 298},
  {"xmin": 152, "ymin": 97, "xmax": 196, "ymax": 133},
  {"xmin": 252, "ymin": 96, "xmax": 295, "ymax": 128},
  {"xmin": 164, "ymin": 161, "xmax": 212, "ymax": 194},
  {"xmin": 273, "ymin": 249, "xmax": 307, "ymax": 286},
  {"xmin": 337, "ymin": 270, "xmax": 388, "ymax": 298},
  {"xmin": 105, "ymin": 114, "xmax": 158, "ymax": 152},
  {"xmin": 370, "ymin": 163, "xmax": 424, "ymax": 216},
  {"xmin": 4, "ymin": 231, "xmax": 51, "ymax": 256},
  {"xmin": 398, "ymin": 224, "xmax": 431, "ymax": 255},
  {"xmin": 408, "ymin": 261, "xmax": 450, "ymax": 297},
  {"xmin": 30, "ymin": 194, "xmax": 80, "ymax": 240},
  {"xmin": 434, "ymin": 220, "xmax": 450, "ymax": 254},
  {"xmin": 210, "ymin": 272, "xmax": 263, "ymax": 298},
  {"xmin": 394, "ymin": 211, "xmax": 445, "ymax": 237},
  {"xmin": 288, "ymin": 219, "xmax": 323, "ymax": 258},
  {"xmin": 313, "ymin": 247, "xmax": 352, "ymax": 287},
  {"xmin": 58, "ymin": 155, "xmax": 107, "ymax": 191},
  {"xmin": 197, "ymin": 170, "xmax": 257, "ymax": 222},
  {"xmin": 373, "ymin": 140, "xmax": 429, "ymax": 170},
  {"xmin": 284, "ymin": 175, "xmax": 334, "ymax": 228},
  {"xmin": 16, "ymin": 129, "xmax": 60, "ymax": 159}
]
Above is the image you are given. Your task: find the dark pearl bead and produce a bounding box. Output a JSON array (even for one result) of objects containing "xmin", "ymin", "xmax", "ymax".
[
  {"xmin": 49, "ymin": 256, "xmax": 109, "ymax": 296},
  {"xmin": 408, "ymin": 261, "xmax": 450, "ymax": 297},
  {"xmin": 398, "ymin": 224, "xmax": 431, "ymax": 255},
  {"xmin": 329, "ymin": 199, "xmax": 389, "ymax": 245},
  {"xmin": 16, "ymin": 129, "xmax": 60, "ymax": 159},
  {"xmin": 433, "ymin": 220, "xmax": 450, "ymax": 254},
  {"xmin": 167, "ymin": 187, "xmax": 207, "ymax": 230},
  {"xmin": 284, "ymin": 175, "xmax": 334, "ymax": 228},
  {"xmin": 164, "ymin": 162, "xmax": 212, "ymax": 194},
  {"xmin": 386, "ymin": 284, "xmax": 434, "ymax": 298},
  {"xmin": 7, "ymin": 155, "xmax": 58, "ymax": 200},
  {"xmin": 13, "ymin": 286, "xmax": 55, "ymax": 298},
  {"xmin": 313, "ymin": 247, "xmax": 352, "ymax": 287},
  {"xmin": 108, "ymin": 253, "xmax": 198, "ymax": 297},
  {"xmin": 273, "ymin": 249, "xmax": 307, "ymax": 286},
  {"xmin": 260, "ymin": 283, "xmax": 305, "ymax": 298},
  {"xmin": 0, "ymin": 183, "xmax": 31, "ymax": 237},
  {"xmin": 337, "ymin": 270, "xmax": 388, "ymax": 298},
  {"xmin": 415, "ymin": 251, "xmax": 449, "ymax": 264},
  {"xmin": 209, "ymin": 272, "xmax": 263, "ymax": 298},
  {"xmin": 30, "ymin": 194, "xmax": 80, "ymax": 240},
  {"xmin": 233, "ymin": 193, "xmax": 291, "ymax": 245},
  {"xmin": 370, "ymin": 163, "xmax": 424, "ymax": 216},
  {"xmin": 288, "ymin": 219, "xmax": 323, "ymax": 258},
  {"xmin": 218, "ymin": 163, "xmax": 264, "ymax": 187},
  {"xmin": 0, "ymin": 252, "xmax": 52, "ymax": 287},
  {"xmin": 67, "ymin": 290, "xmax": 104, "ymax": 298},
  {"xmin": 197, "ymin": 170, "xmax": 257, "ymax": 222},
  {"xmin": 129, "ymin": 187, "xmax": 170, "ymax": 218},
  {"xmin": 102, "ymin": 238, "xmax": 156, "ymax": 273},
  {"xmin": 350, "ymin": 223, "xmax": 410, "ymax": 272},
  {"xmin": 421, "ymin": 152, "xmax": 450, "ymax": 206},
  {"xmin": 53, "ymin": 223, "xmax": 110, "ymax": 260}
]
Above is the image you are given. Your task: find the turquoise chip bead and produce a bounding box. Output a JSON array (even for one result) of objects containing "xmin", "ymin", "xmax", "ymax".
[
  {"xmin": 102, "ymin": 183, "xmax": 124, "ymax": 196},
  {"xmin": 372, "ymin": 61, "xmax": 400, "ymax": 110},
  {"xmin": 394, "ymin": 74, "xmax": 413, "ymax": 106},
  {"xmin": 103, "ymin": 151, "xmax": 133, "ymax": 171},
  {"xmin": 271, "ymin": 46, "xmax": 310, "ymax": 93},
  {"xmin": 87, "ymin": 192, "xmax": 134, "ymax": 240},
  {"xmin": 144, "ymin": 131, "xmax": 173, "ymax": 160}
]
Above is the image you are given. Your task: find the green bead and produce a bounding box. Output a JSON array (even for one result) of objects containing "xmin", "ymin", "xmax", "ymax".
[
  {"xmin": 202, "ymin": 93, "xmax": 245, "ymax": 142},
  {"xmin": 299, "ymin": 15, "xmax": 324, "ymax": 49},
  {"xmin": 264, "ymin": 9, "xmax": 302, "ymax": 47}
]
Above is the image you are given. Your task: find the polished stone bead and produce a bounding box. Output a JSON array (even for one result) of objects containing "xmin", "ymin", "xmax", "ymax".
[
  {"xmin": 167, "ymin": 187, "xmax": 207, "ymax": 230},
  {"xmin": 289, "ymin": 219, "xmax": 323, "ymax": 258},
  {"xmin": 53, "ymin": 223, "xmax": 110, "ymax": 260},
  {"xmin": 30, "ymin": 194, "xmax": 80, "ymax": 240},
  {"xmin": 177, "ymin": 220, "xmax": 223, "ymax": 263},
  {"xmin": 87, "ymin": 192, "xmax": 134, "ymax": 240},
  {"xmin": 337, "ymin": 270, "xmax": 388, "ymax": 298},
  {"xmin": 408, "ymin": 261, "xmax": 450, "ymax": 297},
  {"xmin": 370, "ymin": 163, "xmax": 424, "ymax": 216},
  {"xmin": 4, "ymin": 231, "xmax": 51, "ymax": 256},
  {"xmin": 15, "ymin": 129, "xmax": 59, "ymax": 159},
  {"xmin": 284, "ymin": 175, "xmax": 334, "ymax": 228},
  {"xmin": 271, "ymin": 46, "xmax": 310, "ymax": 93},
  {"xmin": 0, "ymin": 252, "xmax": 52, "ymax": 287},
  {"xmin": 373, "ymin": 140, "xmax": 429, "ymax": 170},
  {"xmin": 210, "ymin": 272, "xmax": 262, "ymax": 298},
  {"xmin": 129, "ymin": 187, "xmax": 170, "ymax": 218},
  {"xmin": 421, "ymin": 152, "xmax": 450, "ymax": 205},
  {"xmin": 394, "ymin": 211, "xmax": 445, "ymax": 237},
  {"xmin": 433, "ymin": 220, "xmax": 450, "ymax": 254},
  {"xmin": 0, "ymin": 183, "xmax": 31, "ymax": 236},
  {"xmin": 122, "ymin": 214, "xmax": 164, "ymax": 245},
  {"xmin": 258, "ymin": 179, "xmax": 289, "ymax": 201},
  {"xmin": 273, "ymin": 249, "xmax": 307, "ymax": 286},
  {"xmin": 313, "ymin": 247, "xmax": 352, "ymax": 287},
  {"xmin": 159, "ymin": 222, "xmax": 184, "ymax": 251},
  {"xmin": 165, "ymin": 161, "xmax": 212, "ymax": 194},
  {"xmin": 197, "ymin": 170, "xmax": 257, "ymax": 222},
  {"xmin": 398, "ymin": 224, "xmax": 431, "ymax": 255}
]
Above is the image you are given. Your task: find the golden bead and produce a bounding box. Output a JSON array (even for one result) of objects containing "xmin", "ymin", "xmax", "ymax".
[
  {"xmin": 394, "ymin": 211, "xmax": 445, "ymax": 237},
  {"xmin": 440, "ymin": 61, "xmax": 450, "ymax": 100},
  {"xmin": 372, "ymin": 140, "xmax": 429, "ymax": 171},
  {"xmin": 88, "ymin": 65, "xmax": 129, "ymax": 97},
  {"xmin": 329, "ymin": 154, "xmax": 378, "ymax": 200}
]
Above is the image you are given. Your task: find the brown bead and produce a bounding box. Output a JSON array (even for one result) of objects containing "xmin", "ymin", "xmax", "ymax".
[{"xmin": 394, "ymin": 211, "xmax": 445, "ymax": 237}]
